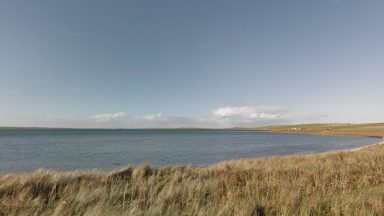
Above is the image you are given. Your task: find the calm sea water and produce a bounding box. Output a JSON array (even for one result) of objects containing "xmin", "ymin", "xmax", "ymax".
[{"xmin": 0, "ymin": 129, "xmax": 380, "ymax": 173}]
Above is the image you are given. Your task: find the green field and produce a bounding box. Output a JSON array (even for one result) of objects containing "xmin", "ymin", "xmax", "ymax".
[
  {"xmin": 1, "ymin": 123, "xmax": 384, "ymax": 215},
  {"xmin": 247, "ymin": 123, "xmax": 384, "ymax": 138}
]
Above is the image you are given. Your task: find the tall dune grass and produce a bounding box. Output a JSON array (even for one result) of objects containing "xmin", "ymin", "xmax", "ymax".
[{"xmin": 1, "ymin": 142, "xmax": 384, "ymax": 216}]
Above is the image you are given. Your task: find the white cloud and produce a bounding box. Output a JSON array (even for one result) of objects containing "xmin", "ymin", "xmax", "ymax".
[
  {"xmin": 3, "ymin": 105, "xmax": 330, "ymax": 128},
  {"xmin": 142, "ymin": 112, "xmax": 164, "ymax": 121},
  {"xmin": 89, "ymin": 112, "xmax": 127, "ymax": 123},
  {"xmin": 213, "ymin": 106, "xmax": 281, "ymax": 122},
  {"xmin": 37, "ymin": 107, "xmax": 284, "ymax": 128},
  {"xmin": 52, "ymin": 108, "xmax": 328, "ymax": 128}
]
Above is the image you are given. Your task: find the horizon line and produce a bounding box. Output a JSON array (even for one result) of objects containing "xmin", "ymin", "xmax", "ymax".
[{"xmin": 1, "ymin": 122, "xmax": 383, "ymax": 130}]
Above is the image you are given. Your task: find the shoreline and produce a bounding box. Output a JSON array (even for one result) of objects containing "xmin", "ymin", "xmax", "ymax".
[
  {"xmin": 344, "ymin": 140, "xmax": 384, "ymax": 152},
  {"xmin": 308, "ymin": 140, "xmax": 384, "ymax": 156}
]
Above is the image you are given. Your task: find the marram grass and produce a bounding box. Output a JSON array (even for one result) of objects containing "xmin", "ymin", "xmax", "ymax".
[{"xmin": 1, "ymin": 142, "xmax": 384, "ymax": 216}]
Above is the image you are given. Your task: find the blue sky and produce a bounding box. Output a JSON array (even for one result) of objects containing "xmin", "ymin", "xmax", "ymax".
[{"xmin": 1, "ymin": 0, "xmax": 383, "ymax": 128}]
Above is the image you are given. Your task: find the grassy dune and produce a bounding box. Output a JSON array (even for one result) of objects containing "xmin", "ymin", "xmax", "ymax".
[{"xmin": 1, "ymin": 124, "xmax": 384, "ymax": 215}]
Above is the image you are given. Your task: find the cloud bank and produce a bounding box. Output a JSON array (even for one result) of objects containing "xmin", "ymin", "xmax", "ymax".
[
  {"xmin": 213, "ymin": 106, "xmax": 280, "ymax": 122},
  {"xmin": 0, "ymin": 106, "xmax": 329, "ymax": 128},
  {"xmin": 89, "ymin": 112, "xmax": 127, "ymax": 123},
  {"xmin": 79, "ymin": 106, "xmax": 285, "ymax": 128}
]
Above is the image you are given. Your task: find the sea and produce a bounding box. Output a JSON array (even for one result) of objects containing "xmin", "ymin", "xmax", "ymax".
[{"xmin": 0, "ymin": 129, "xmax": 380, "ymax": 173}]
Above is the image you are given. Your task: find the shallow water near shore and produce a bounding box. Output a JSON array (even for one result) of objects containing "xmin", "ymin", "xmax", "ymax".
[{"xmin": 0, "ymin": 129, "xmax": 380, "ymax": 173}]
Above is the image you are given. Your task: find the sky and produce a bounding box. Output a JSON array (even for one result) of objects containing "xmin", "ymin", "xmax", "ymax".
[{"xmin": 0, "ymin": 0, "xmax": 383, "ymax": 128}]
